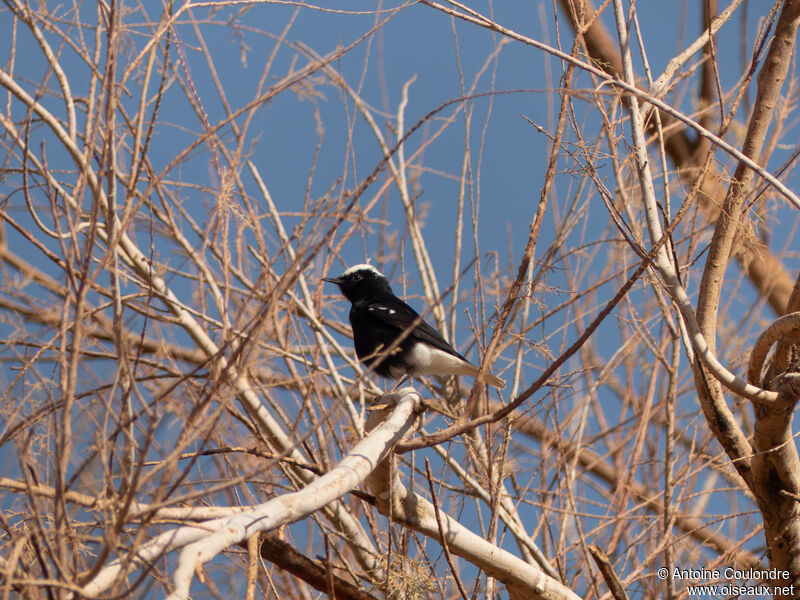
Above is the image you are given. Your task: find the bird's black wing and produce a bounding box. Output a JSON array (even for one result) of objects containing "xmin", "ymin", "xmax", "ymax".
[{"xmin": 366, "ymin": 296, "xmax": 470, "ymax": 361}]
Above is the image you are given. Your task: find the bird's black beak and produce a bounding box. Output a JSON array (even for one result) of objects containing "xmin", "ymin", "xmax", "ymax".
[{"xmin": 323, "ymin": 276, "xmax": 342, "ymax": 285}]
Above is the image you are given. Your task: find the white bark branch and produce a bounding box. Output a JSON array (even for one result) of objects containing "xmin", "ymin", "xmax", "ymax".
[
  {"xmin": 749, "ymin": 312, "xmax": 800, "ymax": 385},
  {"xmin": 366, "ymin": 413, "xmax": 581, "ymax": 600},
  {"xmin": 609, "ymin": 0, "xmax": 778, "ymax": 405},
  {"xmin": 80, "ymin": 389, "xmax": 420, "ymax": 599}
]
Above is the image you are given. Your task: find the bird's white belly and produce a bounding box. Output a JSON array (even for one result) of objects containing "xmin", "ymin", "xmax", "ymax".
[{"xmin": 406, "ymin": 342, "xmax": 474, "ymax": 376}]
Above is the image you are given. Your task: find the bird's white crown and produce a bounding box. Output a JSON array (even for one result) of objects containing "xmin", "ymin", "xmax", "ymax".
[{"xmin": 342, "ymin": 263, "xmax": 384, "ymax": 278}]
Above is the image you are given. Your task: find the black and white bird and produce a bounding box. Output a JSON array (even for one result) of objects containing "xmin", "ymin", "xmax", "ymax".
[{"xmin": 324, "ymin": 264, "xmax": 505, "ymax": 389}]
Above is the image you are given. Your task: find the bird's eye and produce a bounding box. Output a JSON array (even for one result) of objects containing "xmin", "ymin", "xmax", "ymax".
[{"xmin": 352, "ymin": 274, "xmax": 362, "ymax": 282}]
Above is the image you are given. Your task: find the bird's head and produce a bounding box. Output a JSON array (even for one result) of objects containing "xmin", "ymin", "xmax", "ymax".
[{"xmin": 323, "ymin": 264, "xmax": 393, "ymax": 303}]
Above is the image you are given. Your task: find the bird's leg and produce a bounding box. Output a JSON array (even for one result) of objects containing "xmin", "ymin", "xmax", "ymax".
[
  {"xmin": 369, "ymin": 374, "xmax": 411, "ymax": 410},
  {"xmin": 388, "ymin": 373, "xmax": 410, "ymax": 393}
]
